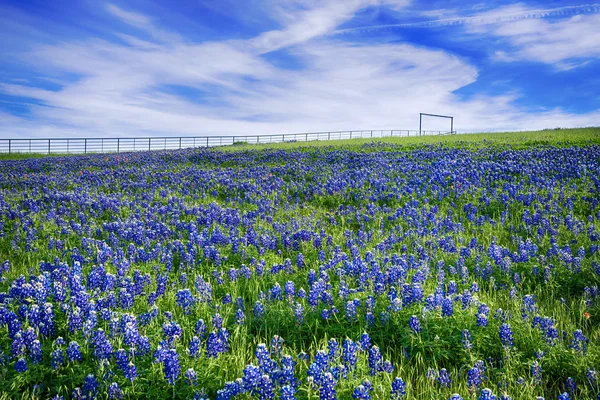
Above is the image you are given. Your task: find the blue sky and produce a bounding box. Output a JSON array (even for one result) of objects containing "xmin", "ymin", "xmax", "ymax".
[{"xmin": 1, "ymin": 0, "xmax": 599, "ymax": 137}]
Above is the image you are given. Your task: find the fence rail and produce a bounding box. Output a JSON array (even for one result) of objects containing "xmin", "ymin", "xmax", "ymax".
[{"xmin": 0, "ymin": 129, "xmax": 455, "ymax": 154}]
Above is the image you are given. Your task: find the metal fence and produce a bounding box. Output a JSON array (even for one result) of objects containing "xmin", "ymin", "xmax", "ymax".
[{"xmin": 0, "ymin": 129, "xmax": 454, "ymax": 154}]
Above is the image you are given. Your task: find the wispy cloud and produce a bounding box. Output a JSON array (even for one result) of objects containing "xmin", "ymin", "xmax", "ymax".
[
  {"xmin": 334, "ymin": 3, "xmax": 600, "ymax": 32},
  {"xmin": 485, "ymin": 12, "xmax": 600, "ymax": 69},
  {"xmin": 106, "ymin": 3, "xmax": 182, "ymax": 43}
]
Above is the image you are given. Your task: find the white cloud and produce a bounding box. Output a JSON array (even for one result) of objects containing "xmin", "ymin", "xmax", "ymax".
[{"xmin": 487, "ymin": 13, "xmax": 600, "ymax": 68}]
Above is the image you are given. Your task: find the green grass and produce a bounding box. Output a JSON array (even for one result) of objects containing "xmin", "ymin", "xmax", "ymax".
[{"xmin": 222, "ymin": 127, "xmax": 600, "ymax": 151}]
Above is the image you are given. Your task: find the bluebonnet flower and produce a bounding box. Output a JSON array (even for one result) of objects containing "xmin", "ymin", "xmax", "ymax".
[
  {"xmin": 212, "ymin": 313, "xmax": 223, "ymax": 330},
  {"xmin": 346, "ymin": 300, "xmax": 357, "ymax": 321},
  {"xmin": 468, "ymin": 362, "xmax": 485, "ymax": 389},
  {"xmin": 235, "ymin": 308, "xmax": 246, "ymax": 325},
  {"xmin": 391, "ymin": 377, "xmax": 406, "ymax": 398},
  {"xmin": 115, "ymin": 349, "xmax": 129, "ymax": 372},
  {"xmin": 438, "ymin": 368, "xmax": 452, "ymax": 387},
  {"xmin": 30, "ymin": 340, "xmax": 42, "ymax": 364},
  {"xmin": 51, "ymin": 348, "xmax": 65, "ymax": 369},
  {"xmin": 124, "ymin": 361, "xmax": 138, "ymax": 382},
  {"xmin": 67, "ymin": 341, "xmax": 82, "ymax": 362},
  {"xmin": 186, "ymin": 368, "xmax": 198, "ymax": 386},
  {"xmin": 462, "ymin": 329, "xmax": 473, "ymax": 350},
  {"xmin": 342, "ymin": 339, "xmax": 358, "ymax": 369},
  {"xmin": 162, "ymin": 321, "xmax": 183, "ymax": 344},
  {"xmin": 320, "ymin": 372, "xmax": 337, "ymax": 400},
  {"xmin": 368, "ymin": 346, "xmax": 383, "ymax": 375},
  {"xmin": 478, "ymin": 388, "xmax": 497, "ymax": 400},
  {"xmin": 259, "ymin": 374, "xmax": 275, "ymax": 400},
  {"xmin": 558, "ymin": 393, "xmax": 570, "ymax": 400},
  {"xmin": 271, "ymin": 335, "xmax": 284, "ymax": 356},
  {"xmin": 499, "ymin": 323, "xmax": 514, "ymax": 348},
  {"xmin": 195, "ymin": 319, "xmax": 207, "ymax": 338},
  {"xmin": 586, "ymin": 369, "xmax": 597, "ymax": 384},
  {"xmin": 294, "ymin": 302, "xmax": 304, "ymax": 325},
  {"xmin": 176, "ymin": 289, "xmax": 196, "ymax": 313},
  {"xmin": 107, "ymin": 382, "xmax": 124, "ymax": 399},
  {"xmin": 359, "ymin": 333, "xmax": 371, "ymax": 350},
  {"xmin": 408, "ymin": 315, "xmax": 421, "ymax": 334},
  {"xmin": 161, "ymin": 348, "xmax": 180, "ymax": 385},
  {"xmin": 83, "ymin": 374, "xmax": 99, "ymax": 399},
  {"xmin": 448, "ymin": 395, "xmax": 463, "ymax": 400},
  {"xmin": 254, "ymin": 301, "xmax": 265, "ymax": 318},
  {"xmin": 11, "ymin": 332, "xmax": 25, "ymax": 358},
  {"xmin": 91, "ymin": 329, "xmax": 112, "ymax": 360},
  {"xmin": 190, "ymin": 336, "xmax": 201, "ymax": 358},
  {"xmin": 242, "ymin": 364, "xmax": 261, "ymax": 393},
  {"xmin": 565, "ymin": 377, "xmax": 576, "ymax": 394},
  {"xmin": 570, "ymin": 330, "xmax": 589, "ymax": 354},
  {"xmin": 531, "ymin": 361, "xmax": 542, "ymax": 384},
  {"xmin": 14, "ymin": 357, "xmax": 27, "ymax": 373},
  {"xmin": 280, "ymin": 385, "xmax": 296, "ymax": 400},
  {"xmin": 352, "ymin": 381, "xmax": 373, "ymax": 399},
  {"xmin": 441, "ymin": 297, "xmax": 453, "ymax": 317}
]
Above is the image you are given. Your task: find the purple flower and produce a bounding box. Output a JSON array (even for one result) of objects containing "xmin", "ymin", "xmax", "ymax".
[
  {"xmin": 254, "ymin": 301, "xmax": 265, "ymax": 318},
  {"xmin": 186, "ymin": 368, "xmax": 197, "ymax": 386},
  {"xmin": 531, "ymin": 361, "xmax": 542, "ymax": 384},
  {"xmin": 280, "ymin": 385, "xmax": 296, "ymax": 400},
  {"xmin": 499, "ymin": 323, "xmax": 514, "ymax": 348},
  {"xmin": 352, "ymin": 381, "xmax": 372, "ymax": 400},
  {"xmin": 478, "ymin": 388, "xmax": 497, "ymax": 400},
  {"xmin": 368, "ymin": 346, "xmax": 383, "ymax": 375},
  {"xmin": 51, "ymin": 348, "xmax": 65, "ymax": 370},
  {"xmin": 391, "ymin": 377, "xmax": 406, "ymax": 399},
  {"xmin": 408, "ymin": 315, "xmax": 421, "ymax": 334},
  {"xmin": 107, "ymin": 382, "xmax": 124, "ymax": 399},
  {"xmin": 320, "ymin": 372, "xmax": 336, "ymax": 400},
  {"xmin": 83, "ymin": 374, "xmax": 99, "ymax": 399},
  {"xmin": 438, "ymin": 368, "xmax": 451, "ymax": 387},
  {"xmin": 441, "ymin": 297, "xmax": 453, "ymax": 317},
  {"xmin": 67, "ymin": 341, "xmax": 82, "ymax": 362},
  {"xmin": 14, "ymin": 357, "xmax": 27, "ymax": 373}
]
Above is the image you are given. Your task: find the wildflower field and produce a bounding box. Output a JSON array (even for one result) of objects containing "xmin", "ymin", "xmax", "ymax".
[{"xmin": 0, "ymin": 128, "xmax": 599, "ymax": 400}]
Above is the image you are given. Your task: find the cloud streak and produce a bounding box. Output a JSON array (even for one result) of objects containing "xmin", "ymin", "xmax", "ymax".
[{"xmin": 333, "ymin": 3, "xmax": 600, "ymax": 33}]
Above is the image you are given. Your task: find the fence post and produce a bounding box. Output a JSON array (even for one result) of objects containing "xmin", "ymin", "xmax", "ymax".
[
  {"xmin": 149, "ymin": 138, "xmax": 151, "ymax": 151},
  {"xmin": 67, "ymin": 139, "xmax": 70, "ymax": 153},
  {"xmin": 118, "ymin": 138, "xmax": 120, "ymax": 153},
  {"xmin": 328, "ymin": 132, "xmax": 331, "ymax": 140},
  {"xmin": 101, "ymin": 139, "xmax": 103, "ymax": 153},
  {"xmin": 84, "ymin": 139, "xmax": 87, "ymax": 154},
  {"xmin": 8, "ymin": 139, "xmax": 11, "ymax": 154},
  {"xmin": 179, "ymin": 137, "xmax": 182, "ymax": 149},
  {"xmin": 206, "ymin": 137, "xmax": 209, "ymax": 147},
  {"xmin": 350, "ymin": 131, "xmax": 352, "ymax": 139},
  {"xmin": 29, "ymin": 139, "xmax": 31, "ymax": 152},
  {"xmin": 48, "ymin": 139, "xmax": 50, "ymax": 154},
  {"xmin": 165, "ymin": 138, "xmax": 167, "ymax": 150}
]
